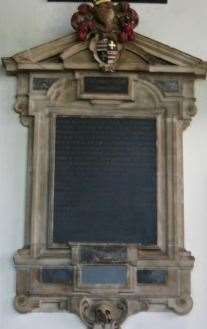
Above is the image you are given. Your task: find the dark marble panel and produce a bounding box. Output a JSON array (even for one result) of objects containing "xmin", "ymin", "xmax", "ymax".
[
  {"xmin": 154, "ymin": 80, "xmax": 179, "ymax": 93},
  {"xmin": 33, "ymin": 78, "xmax": 58, "ymax": 91},
  {"xmin": 53, "ymin": 117, "xmax": 157, "ymax": 245},
  {"xmin": 84, "ymin": 77, "xmax": 129, "ymax": 94},
  {"xmin": 41, "ymin": 268, "xmax": 74, "ymax": 284},
  {"xmin": 80, "ymin": 245, "xmax": 127, "ymax": 263},
  {"xmin": 81, "ymin": 265, "xmax": 127, "ymax": 285},
  {"xmin": 137, "ymin": 270, "xmax": 168, "ymax": 284}
]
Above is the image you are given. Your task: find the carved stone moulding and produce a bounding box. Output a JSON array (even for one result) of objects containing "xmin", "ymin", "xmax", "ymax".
[{"xmin": 2, "ymin": 14, "xmax": 207, "ymax": 329}]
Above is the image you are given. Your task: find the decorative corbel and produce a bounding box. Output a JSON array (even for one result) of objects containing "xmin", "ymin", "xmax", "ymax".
[
  {"xmin": 15, "ymin": 295, "xmax": 40, "ymax": 314},
  {"xmin": 182, "ymin": 104, "xmax": 198, "ymax": 130},
  {"xmin": 68, "ymin": 297, "xmax": 149, "ymax": 329},
  {"xmin": 168, "ymin": 296, "xmax": 193, "ymax": 315},
  {"xmin": 79, "ymin": 298, "xmax": 128, "ymax": 329},
  {"xmin": 15, "ymin": 73, "xmax": 29, "ymax": 117}
]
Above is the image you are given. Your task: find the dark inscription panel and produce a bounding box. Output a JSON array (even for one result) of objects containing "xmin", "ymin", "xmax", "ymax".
[
  {"xmin": 33, "ymin": 78, "xmax": 58, "ymax": 91},
  {"xmin": 41, "ymin": 268, "xmax": 74, "ymax": 284},
  {"xmin": 137, "ymin": 270, "xmax": 168, "ymax": 284},
  {"xmin": 154, "ymin": 80, "xmax": 179, "ymax": 93},
  {"xmin": 53, "ymin": 117, "xmax": 157, "ymax": 245},
  {"xmin": 84, "ymin": 77, "xmax": 128, "ymax": 94},
  {"xmin": 80, "ymin": 245, "xmax": 127, "ymax": 263}
]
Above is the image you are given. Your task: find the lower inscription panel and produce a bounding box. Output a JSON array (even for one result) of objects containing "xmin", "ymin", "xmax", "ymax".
[
  {"xmin": 41, "ymin": 268, "xmax": 74, "ymax": 284},
  {"xmin": 53, "ymin": 117, "xmax": 157, "ymax": 245},
  {"xmin": 81, "ymin": 265, "xmax": 127, "ymax": 285},
  {"xmin": 80, "ymin": 245, "xmax": 127, "ymax": 263},
  {"xmin": 137, "ymin": 270, "xmax": 168, "ymax": 284}
]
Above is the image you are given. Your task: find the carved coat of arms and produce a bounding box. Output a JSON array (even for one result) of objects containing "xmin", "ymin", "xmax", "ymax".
[{"xmin": 71, "ymin": 0, "xmax": 139, "ymax": 71}]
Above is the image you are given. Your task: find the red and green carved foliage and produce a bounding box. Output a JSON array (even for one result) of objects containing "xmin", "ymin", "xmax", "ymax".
[
  {"xmin": 117, "ymin": 3, "xmax": 139, "ymax": 42},
  {"xmin": 71, "ymin": 1, "xmax": 139, "ymax": 43},
  {"xmin": 71, "ymin": 4, "xmax": 97, "ymax": 41}
]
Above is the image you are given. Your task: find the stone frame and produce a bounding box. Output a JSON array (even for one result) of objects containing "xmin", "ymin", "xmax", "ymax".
[{"xmin": 2, "ymin": 32, "xmax": 207, "ymax": 327}]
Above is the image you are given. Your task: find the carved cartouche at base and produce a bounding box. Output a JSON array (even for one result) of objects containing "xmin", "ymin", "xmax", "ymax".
[{"xmin": 79, "ymin": 298, "xmax": 128, "ymax": 329}]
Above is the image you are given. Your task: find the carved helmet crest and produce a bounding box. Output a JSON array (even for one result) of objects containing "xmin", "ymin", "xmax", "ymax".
[{"xmin": 71, "ymin": 1, "xmax": 139, "ymax": 71}]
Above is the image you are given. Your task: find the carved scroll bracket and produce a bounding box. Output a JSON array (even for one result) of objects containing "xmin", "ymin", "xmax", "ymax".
[
  {"xmin": 15, "ymin": 94, "xmax": 29, "ymax": 116},
  {"xmin": 182, "ymin": 103, "xmax": 198, "ymax": 130},
  {"xmin": 15, "ymin": 73, "xmax": 30, "ymax": 125},
  {"xmin": 168, "ymin": 296, "xmax": 193, "ymax": 315},
  {"xmin": 68, "ymin": 297, "xmax": 149, "ymax": 329},
  {"xmin": 80, "ymin": 298, "xmax": 127, "ymax": 329},
  {"xmin": 15, "ymin": 295, "xmax": 40, "ymax": 314}
]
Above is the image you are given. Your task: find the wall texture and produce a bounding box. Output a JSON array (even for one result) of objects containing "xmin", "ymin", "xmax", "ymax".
[{"xmin": 0, "ymin": 0, "xmax": 207, "ymax": 328}]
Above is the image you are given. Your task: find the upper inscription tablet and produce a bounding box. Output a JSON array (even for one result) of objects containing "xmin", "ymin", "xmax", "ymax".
[
  {"xmin": 84, "ymin": 77, "xmax": 129, "ymax": 94},
  {"xmin": 53, "ymin": 117, "xmax": 157, "ymax": 245}
]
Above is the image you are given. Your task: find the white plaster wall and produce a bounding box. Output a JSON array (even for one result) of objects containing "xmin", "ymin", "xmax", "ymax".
[{"xmin": 0, "ymin": 0, "xmax": 207, "ymax": 328}]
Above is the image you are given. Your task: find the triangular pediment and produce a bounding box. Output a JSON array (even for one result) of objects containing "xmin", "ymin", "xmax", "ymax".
[{"xmin": 2, "ymin": 32, "xmax": 206, "ymax": 76}]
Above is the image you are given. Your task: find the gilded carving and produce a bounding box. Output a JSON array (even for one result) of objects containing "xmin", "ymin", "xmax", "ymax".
[{"xmin": 71, "ymin": 1, "xmax": 138, "ymax": 71}]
